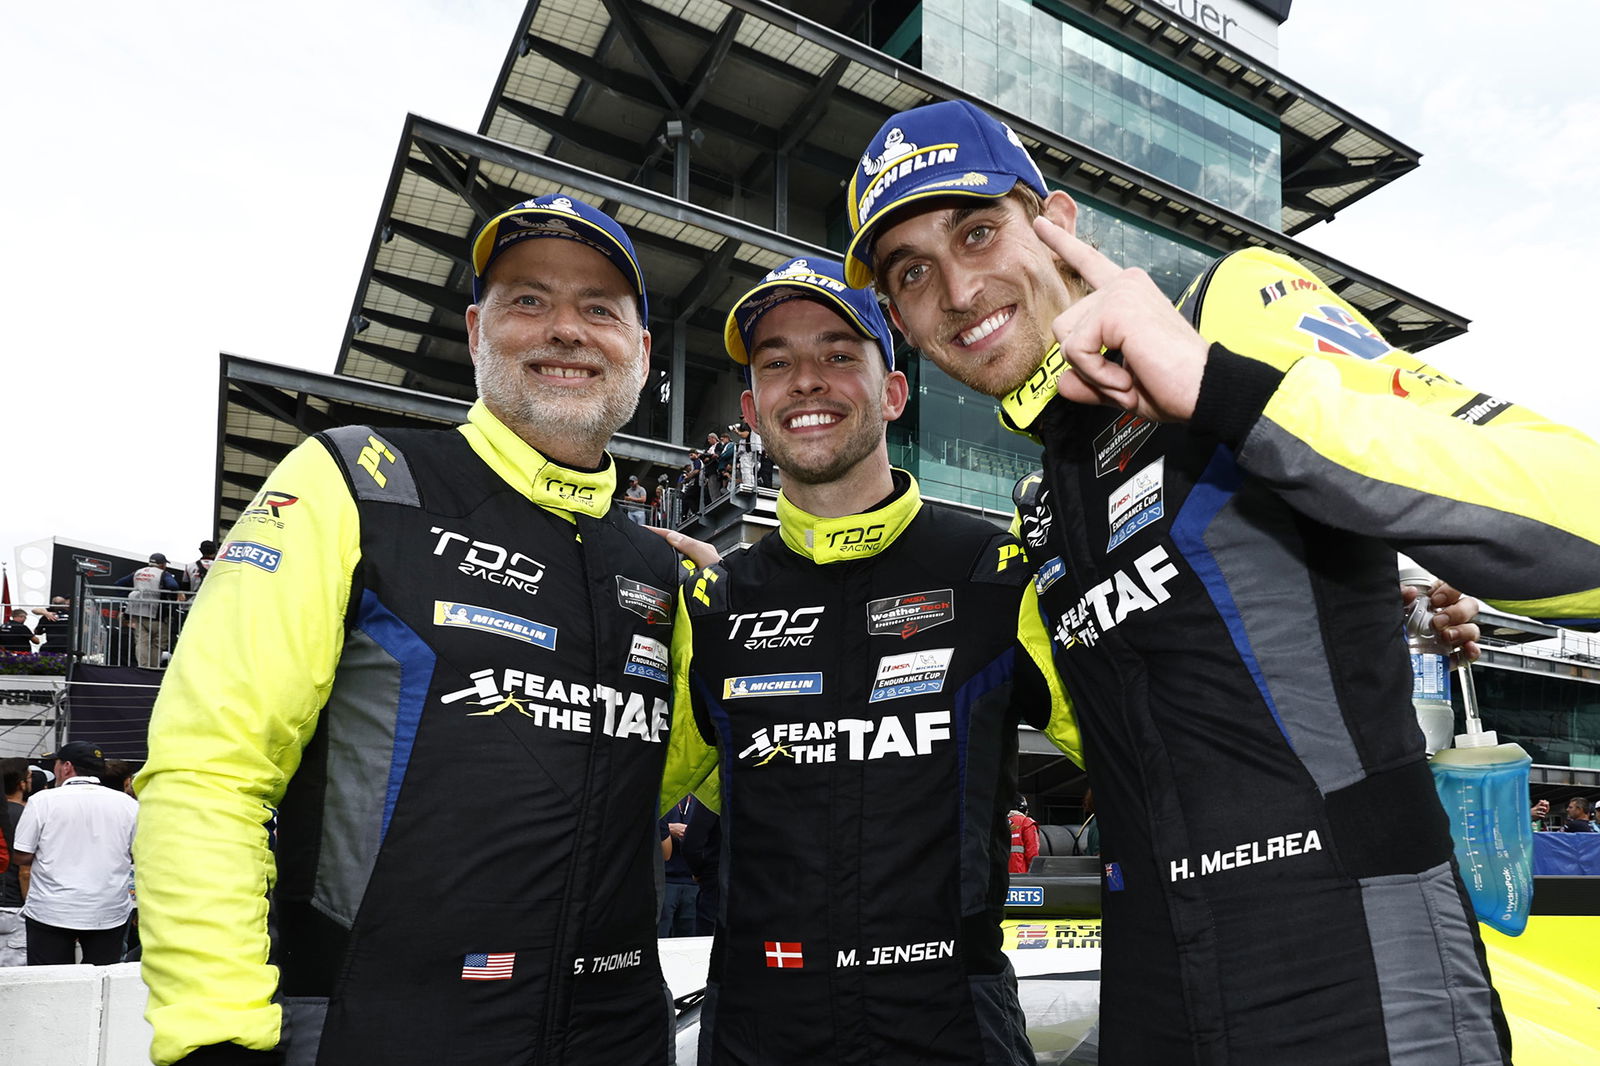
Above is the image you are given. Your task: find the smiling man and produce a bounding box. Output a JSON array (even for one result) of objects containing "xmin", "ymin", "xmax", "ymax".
[
  {"xmin": 845, "ymin": 99, "xmax": 1600, "ymax": 1065},
  {"xmin": 135, "ymin": 194, "xmax": 680, "ymax": 1065},
  {"xmin": 657, "ymin": 256, "xmax": 1081, "ymax": 1066}
]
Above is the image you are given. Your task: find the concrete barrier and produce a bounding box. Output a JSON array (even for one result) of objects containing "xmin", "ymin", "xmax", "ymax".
[{"xmin": 0, "ymin": 962, "xmax": 153, "ymax": 1065}]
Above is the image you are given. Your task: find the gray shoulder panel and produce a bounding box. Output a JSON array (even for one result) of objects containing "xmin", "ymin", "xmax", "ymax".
[{"xmin": 318, "ymin": 426, "xmax": 421, "ymax": 507}]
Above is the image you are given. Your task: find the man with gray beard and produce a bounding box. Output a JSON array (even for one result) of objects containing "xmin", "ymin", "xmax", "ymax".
[{"xmin": 135, "ymin": 195, "xmax": 681, "ymax": 1066}]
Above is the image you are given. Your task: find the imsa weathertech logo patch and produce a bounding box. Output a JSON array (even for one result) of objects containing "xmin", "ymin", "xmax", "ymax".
[
  {"xmin": 866, "ymin": 589, "xmax": 954, "ymax": 639},
  {"xmin": 616, "ymin": 577, "xmax": 671, "ymax": 623},
  {"xmin": 434, "ymin": 601, "xmax": 556, "ymax": 650},
  {"xmin": 1093, "ymin": 412, "xmax": 1156, "ymax": 478}
]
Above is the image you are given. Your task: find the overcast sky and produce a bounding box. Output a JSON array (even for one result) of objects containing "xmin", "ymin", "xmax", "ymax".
[{"xmin": 4, "ymin": 0, "xmax": 1595, "ymax": 598}]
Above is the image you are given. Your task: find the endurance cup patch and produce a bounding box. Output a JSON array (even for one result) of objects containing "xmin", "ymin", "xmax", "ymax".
[
  {"xmin": 433, "ymin": 600, "xmax": 557, "ymax": 650},
  {"xmin": 867, "ymin": 589, "xmax": 954, "ymax": 638},
  {"xmin": 869, "ymin": 648, "xmax": 954, "ymax": 703},
  {"xmin": 616, "ymin": 576, "xmax": 671, "ymax": 623},
  {"xmin": 623, "ymin": 634, "xmax": 668, "ymax": 684},
  {"xmin": 1106, "ymin": 458, "xmax": 1164, "ymax": 551}
]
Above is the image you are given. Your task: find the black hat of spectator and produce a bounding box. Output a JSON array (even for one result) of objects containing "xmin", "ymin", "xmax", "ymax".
[{"xmin": 43, "ymin": 741, "xmax": 107, "ymax": 773}]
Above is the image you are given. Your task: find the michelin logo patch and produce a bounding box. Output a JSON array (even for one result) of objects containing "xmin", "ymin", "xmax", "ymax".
[
  {"xmin": 624, "ymin": 634, "xmax": 669, "ymax": 684},
  {"xmin": 221, "ymin": 541, "xmax": 282, "ymax": 573},
  {"xmin": 1106, "ymin": 458, "xmax": 1163, "ymax": 551},
  {"xmin": 870, "ymin": 648, "xmax": 953, "ymax": 704},
  {"xmin": 1034, "ymin": 557, "xmax": 1066, "ymax": 595},
  {"xmin": 434, "ymin": 601, "xmax": 556, "ymax": 650},
  {"xmin": 723, "ymin": 672, "xmax": 824, "ymax": 699}
]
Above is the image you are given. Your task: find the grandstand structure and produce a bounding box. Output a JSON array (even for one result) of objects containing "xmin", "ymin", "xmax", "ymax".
[{"xmin": 204, "ymin": 1, "xmax": 1600, "ymax": 814}]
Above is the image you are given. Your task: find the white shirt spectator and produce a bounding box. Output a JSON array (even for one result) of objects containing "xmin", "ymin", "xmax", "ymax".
[{"xmin": 12, "ymin": 777, "xmax": 138, "ymax": 929}]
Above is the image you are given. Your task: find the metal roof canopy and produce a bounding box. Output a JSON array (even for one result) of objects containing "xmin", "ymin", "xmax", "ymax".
[
  {"xmin": 1053, "ymin": 0, "xmax": 1424, "ymax": 234},
  {"xmin": 334, "ymin": 111, "xmax": 843, "ymax": 406},
  {"xmin": 214, "ymin": 352, "xmax": 685, "ymax": 534},
  {"xmin": 421, "ymin": 0, "xmax": 1466, "ymax": 367}
]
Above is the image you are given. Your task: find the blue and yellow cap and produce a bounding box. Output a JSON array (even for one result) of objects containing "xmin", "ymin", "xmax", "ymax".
[
  {"xmin": 724, "ymin": 257, "xmax": 895, "ymax": 371},
  {"xmin": 470, "ymin": 193, "xmax": 648, "ymax": 319},
  {"xmin": 844, "ymin": 100, "xmax": 1046, "ymax": 289}
]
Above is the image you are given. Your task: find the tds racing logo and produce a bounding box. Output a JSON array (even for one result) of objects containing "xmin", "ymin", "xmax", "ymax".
[
  {"xmin": 431, "ymin": 527, "xmax": 545, "ymax": 595},
  {"xmin": 729, "ymin": 606, "xmax": 825, "ymax": 650},
  {"xmin": 733, "ymin": 709, "xmax": 952, "ymax": 766},
  {"xmin": 540, "ymin": 477, "xmax": 597, "ymax": 504},
  {"xmin": 820, "ymin": 523, "xmax": 885, "ymax": 554}
]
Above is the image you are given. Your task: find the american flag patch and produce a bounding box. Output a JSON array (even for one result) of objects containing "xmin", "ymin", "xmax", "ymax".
[
  {"xmin": 763, "ymin": 941, "xmax": 803, "ymax": 969},
  {"xmin": 461, "ymin": 952, "xmax": 515, "ymax": 980}
]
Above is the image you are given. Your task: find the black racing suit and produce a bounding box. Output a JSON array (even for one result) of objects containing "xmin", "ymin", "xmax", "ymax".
[
  {"xmin": 135, "ymin": 405, "xmax": 679, "ymax": 1065},
  {"xmin": 660, "ymin": 472, "xmax": 1082, "ymax": 1066},
  {"xmin": 1003, "ymin": 248, "xmax": 1600, "ymax": 1064}
]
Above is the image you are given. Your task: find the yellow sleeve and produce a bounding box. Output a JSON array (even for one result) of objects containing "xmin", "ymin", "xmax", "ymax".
[
  {"xmin": 1187, "ymin": 248, "xmax": 1600, "ymax": 621},
  {"xmin": 659, "ymin": 581, "xmax": 722, "ymax": 816},
  {"xmin": 1018, "ymin": 582, "xmax": 1083, "ymax": 766},
  {"xmin": 133, "ymin": 439, "xmax": 360, "ymax": 1064}
]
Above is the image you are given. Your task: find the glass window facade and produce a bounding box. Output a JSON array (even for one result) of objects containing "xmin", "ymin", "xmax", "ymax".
[
  {"xmin": 920, "ymin": 0, "xmax": 1282, "ymax": 227},
  {"xmin": 1454, "ymin": 666, "xmax": 1600, "ymax": 769}
]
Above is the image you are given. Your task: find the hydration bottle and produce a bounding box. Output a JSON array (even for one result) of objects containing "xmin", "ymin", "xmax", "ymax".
[
  {"xmin": 1401, "ymin": 563, "xmax": 1535, "ymax": 935},
  {"xmin": 1431, "ymin": 730, "xmax": 1534, "ymax": 936},
  {"xmin": 1400, "ymin": 567, "xmax": 1454, "ymax": 755}
]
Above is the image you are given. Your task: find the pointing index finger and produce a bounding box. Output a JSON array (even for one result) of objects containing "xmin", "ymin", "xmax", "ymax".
[{"xmin": 1033, "ymin": 215, "xmax": 1122, "ymax": 291}]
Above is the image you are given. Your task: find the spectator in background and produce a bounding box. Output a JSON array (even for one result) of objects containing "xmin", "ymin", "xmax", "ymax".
[
  {"xmin": 185, "ymin": 541, "xmax": 217, "ymax": 594},
  {"xmin": 1008, "ymin": 797, "xmax": 1039, "ymax": 874},
  {"xmin": 700, "ymin": 433, "xmax": 723, "ymax": 500},
  {"xmin": 1563, "ymin": 797, "xmax": 1598, "ymax": 832},
  {"xmin": 114, "ymin": 554, "xmax": 180, "ymax": 668},
  {"xmin": 653, "ymin": 474, "xmax": 671, "ymax": 526},
  {"xmin": 682, "ymin": 452, "xmax": 703, "ymax": 516},
  {"xmin": 658, "ymin": 795, "xmax": 701, "ymax": 938},
  {"xmin": 0, "ymin": 758, "xmax": 27, "ymax": 965},
  {"xmin": 100, "ymin": 760, "xmax": 135, "ymax": 796},
  {"xmin": 679, "ymin": 801, "xmax": 720, "ymax": 936},
  {"xmin": 717, "ymin": 433, "xmax": 736, "ymax": 492},
  {"xmin": 31, "ymin": 597, "xmax": 72, "ymax": 655},
  {"xmin": 10, "ymin": 742, "xmax": 138, "ymax": 966},
  {"xmin": 622, "ymin": 475, "xmax": 649, "ymax": 525},
  {"xmin": 0, "ymin": 610, "xmax": 40, "ymax": 653}
]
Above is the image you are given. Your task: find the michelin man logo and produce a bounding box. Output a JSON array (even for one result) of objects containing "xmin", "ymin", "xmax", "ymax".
[
  {"xmin": 1003, "ymin": 123, "xmax": 1025, "ymax": 150},
  {"xmin": 505, "ymin": 215, "xmax": 577, "ymax": 239},
  {"xmin": 861, "ymin": 127, "xmax": 917, "ymax": 176},
  {"xmin": 768, "ymin": 259, "xmax": 812, "ymax": 280},
  {"xmin": 544, "ymin": 196, "xmax": 578, "ymax": 214}
]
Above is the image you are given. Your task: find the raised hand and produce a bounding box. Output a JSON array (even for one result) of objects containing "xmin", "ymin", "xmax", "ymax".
[{"xmin": 1033, "ymin": 215, "xmax": 1211, "ymax": 422}]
